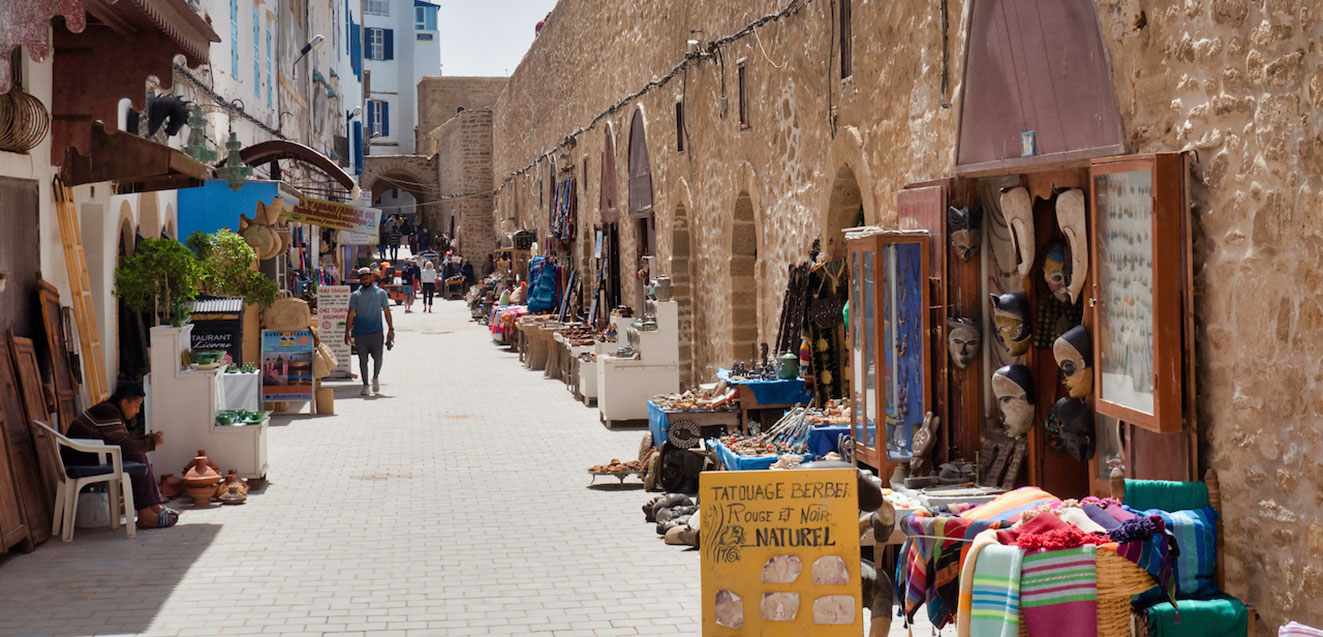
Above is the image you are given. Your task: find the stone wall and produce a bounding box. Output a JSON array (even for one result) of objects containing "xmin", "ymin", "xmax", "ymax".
[
  {"xmin": 488, "ymin": 0, "xmax": 1323, "ymax": 629},
  {"xmin": 432, "ymin": 109, "xmax": 497, "ymax": 264},
  {"xmin": 361, "ymin": 154, "xmax": 440, "ymax": 230},
  {"xmin": 415, "ymin": 76, "xmax": 507, "ymax": 152}
]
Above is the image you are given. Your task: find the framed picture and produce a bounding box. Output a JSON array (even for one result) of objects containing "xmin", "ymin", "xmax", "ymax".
[{"xmin": 1088, "ymin": 153, "xmax": 1189, "ymax": 434}]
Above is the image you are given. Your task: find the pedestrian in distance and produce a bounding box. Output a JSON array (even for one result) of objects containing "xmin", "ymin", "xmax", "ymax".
[
  {"xmin": 402, "ymin": 259, "xmax": 419, "ymax": 313},
  {"xmin": 421, "ymin": 260, "xmax": 438, "ymax": 312},
  {"xmin": 345, "ymin": 267, "xmax": 394, "ymax": 396}
]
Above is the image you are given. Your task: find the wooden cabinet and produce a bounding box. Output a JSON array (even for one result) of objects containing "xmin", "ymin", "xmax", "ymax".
[
  {"xmin": 0, "ymin": 407, "xmax": 32, "ymax": 553},
  {"xmin": 1, "ymin": 337, "xmax": 51, "ymax": 546},
  {"xmin": 846, "ymin": 230, "xmax": 932, "ymax": 474}
]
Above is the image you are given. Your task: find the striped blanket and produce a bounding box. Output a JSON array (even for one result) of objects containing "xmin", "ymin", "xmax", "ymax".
[
  {"xmin": 1020, "ymin": 547, "xmax": 1098, "ymax": 637},
  {"xmin": 967, "ymin": 544, "xmax": 1024, "ymax": 637},
  {"xmin": 961, "ymin": 487, "xmax": 1062, "ymax": 524},
  {"xmin": 897, "ymin": 513, "xmax": 1006, "ymax": 628}
]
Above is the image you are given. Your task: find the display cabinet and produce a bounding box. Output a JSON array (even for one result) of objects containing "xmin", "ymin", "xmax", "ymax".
[
  {"xmin": 846, "ymin": 230, "xmax": 932, "ymax": 473},
  {"xmin": 1088, "ymin": 153, "xmax": 1190, "ymax": 434}
]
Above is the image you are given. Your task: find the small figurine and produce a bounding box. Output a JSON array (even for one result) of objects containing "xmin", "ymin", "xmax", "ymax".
[
  {"xmin": 947, "ymin": 206, "xmax": 983, "ymax": 262},
  {"xmin": 946, "ymin": 317, "xmax": 982, "ymax": 369},
  {"xmin": 989, "ymin": 293, "xmax": 1033, "ymax": 356},
  {"xmin": 992, "ymin": 365, "xmax": 1035, "ymax": 438},
  {"xmin": 909, "ymin": 412, "xmax": 941, "ymax": 478},
  {"xmin": 1053, "ymin": 325, "xmax": 1093, "ymax": 399}
]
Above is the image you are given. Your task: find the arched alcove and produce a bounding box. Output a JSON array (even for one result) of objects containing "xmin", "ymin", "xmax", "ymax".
[
  {"xmin": 825, "ymin": 165, "xmax": 865, "ymax": 255},
  {"xmin": 137, "ymin": 194, "xmax": 160, "ymax": 239},
  {"xmin": 730, "ymin": 191, "xmax": 760, "ymax": 364},
  {"xmin": 627, "ymin": 107, "xmax": 655, "ymax": 309}
]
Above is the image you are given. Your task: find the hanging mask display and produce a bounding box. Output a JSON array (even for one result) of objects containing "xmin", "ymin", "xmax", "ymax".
[
  {"xmin": 999, "ymin": 186, "xmax": 1036, "ymax": 278},
  {"xmin": 992, "ymin": 364, "xmax": 1035, "ymax": 438},
  {"xmin": 1055, "ymin": 188, "xmax": 1088, "ymax": 304},
  {"xmin": 947, "ymin": 206, "xmax": 983, "ymax": 262},
  {"xmin": 989, "ymin": 292, "xmax": 1032, "ymax": 356},
  {"xmin": 1043, "ymin": 243, "xmax": 1072, "ymax": 303},
  {"xmin": 1053, "ymin": 324, "xmax": 1093, "ymax": 399},
  {"xmin": 1048, "ymin": 397, "xmax": 1095, "ymax": 462},
  {"xmin": 946, "ymin": 317, "xmax": 982, "ymax": 369}
]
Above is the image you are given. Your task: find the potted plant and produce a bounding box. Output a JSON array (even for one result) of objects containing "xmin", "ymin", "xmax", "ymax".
[
  {"xmin": 187, "ymin": 229, "xmax": 279, "ymax": 309},
  {"xmin": 114, "ymin": 237, "xmax": 204, "ymax": 326}
]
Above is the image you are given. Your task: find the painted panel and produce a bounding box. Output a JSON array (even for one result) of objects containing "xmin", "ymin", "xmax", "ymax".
[{"xmin": 176, "ymin": 180, "xmax": 281, "ymax": 243}]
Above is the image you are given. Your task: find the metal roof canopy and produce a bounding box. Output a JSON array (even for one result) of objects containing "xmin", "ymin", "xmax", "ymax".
[
  {"xmin": 219, "ymin": 139, "xmax": 356, "ymax": 192},
  {"xmin": 954, "ymin": 0, "xmax": 1126, "ymax": 176}
]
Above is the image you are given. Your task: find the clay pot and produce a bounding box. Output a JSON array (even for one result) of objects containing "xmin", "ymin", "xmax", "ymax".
[
  {"xmin": 157, "ymin": 473, "xmax": 183, "ymax": 498},
  {"xmin": 181, "ymin": 450, "xmax": 223, "ymax": 507},
  {"xmin": 218, "ymin": 484, "xmax": 247, "ymax": 505},
  {"xmin": 653, "ymin": 276, "xmax": 674, "ymax": 302}
]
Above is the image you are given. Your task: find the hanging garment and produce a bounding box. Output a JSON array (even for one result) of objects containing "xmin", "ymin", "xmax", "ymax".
[{"xmin": 802, "ymin": 259, "xmax": 849, "ymax": 408}]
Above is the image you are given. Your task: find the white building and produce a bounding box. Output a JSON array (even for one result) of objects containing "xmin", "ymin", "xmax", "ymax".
[{"xmin": 362, "ymin": 0, "xmax": 441, "ymax": 156}]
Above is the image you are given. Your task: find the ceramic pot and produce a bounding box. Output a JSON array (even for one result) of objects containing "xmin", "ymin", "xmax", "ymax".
[
  {"xmin": 778, "ymin": 352, "xmax": 800, "ymax": 379},
  {"xmin": 218, "ymin": 484, "xmax": 247, "ymax": 505},
  {"xmin": 157, "ymin": 473, "xmax": 183, "ymax": 498},
  {"xmin": 181, "ymin": 450, "xmax": 223, "ymax": 506},
  {"xmin": 653, "ymin": 276, "xmax": 674, "ymax": 302}
]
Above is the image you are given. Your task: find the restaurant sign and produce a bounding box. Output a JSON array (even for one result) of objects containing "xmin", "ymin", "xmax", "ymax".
[{"xmin": 288, "ymin": 197, "xmax": 381, "ymax": 235}]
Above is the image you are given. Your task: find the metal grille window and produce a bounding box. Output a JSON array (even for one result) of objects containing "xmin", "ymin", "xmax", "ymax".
[
  {"xmin": 675, "ymin": 102, "xmax": 685, "ymax": 152},
  {"xmin": 737, "ymin": 63, "xmax": 749, "ymax": 128},
  {"xmin": 415, "ymin": 6, "xmax": 426, "ymax": 30},
  {"xmin": 365, "ymin": 0, "xmax": 389, "ymax": 16}
]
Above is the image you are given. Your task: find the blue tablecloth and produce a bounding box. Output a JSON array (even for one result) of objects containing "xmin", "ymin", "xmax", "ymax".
[
  {"xmin": 807, "ymin": 425, "xmax": 852, "ymax": 457},
  {"xmin": 649, "ymin": 401, "xmax": 740, "ymax": 447},
  {"xmin": 716, "ymin": 369, "xmax": 814, "ymax": 406},
  {"xmin": 708, "ymin": 439, "xmax": 816, "ymax": 471}
]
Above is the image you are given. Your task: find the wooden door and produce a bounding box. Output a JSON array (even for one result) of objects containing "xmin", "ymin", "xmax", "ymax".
[
  {"xmin": 1, "ymin": 337, "xmax": 52, "ymax": 544},
  {"xmin": 36, "ymin": 281, "xmax": 80, "ymax": 433},
  {"xmin": 0, "ymin": 406, "xmax": 32, "ymax": 553}
]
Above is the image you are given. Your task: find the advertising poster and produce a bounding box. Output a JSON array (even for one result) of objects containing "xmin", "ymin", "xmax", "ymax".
[
  {"xmin": 317, "ymin": 286, "xmax": 353, "ymax": 379},
  {"xmin": 288, "ymin": 197, "xmax": 382, "ymax": 235},
  {"xmin": 700, "ymin": 468, "xmax": 861, "ymax": 635},
  {"xmin": 261, "ymin": 330, "xmax": 315, "ymax": 402}
]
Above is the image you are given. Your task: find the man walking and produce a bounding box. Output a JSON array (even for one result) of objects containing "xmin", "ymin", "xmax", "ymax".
[{"xmin": 345, "ymin": 267, "xmax": 394, "ymax": 396}]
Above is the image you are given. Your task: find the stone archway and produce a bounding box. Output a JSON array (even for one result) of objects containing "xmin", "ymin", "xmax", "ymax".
[
  {"xmin": 730, "ymin": 191, "xmax": 760, "ymax": 365},
  {"xmin": 361, "ymin": 155, "xmax": 439, "ymax": 244},
  {"xmin": 825, "ymin": 164, "xmax": 865, "ymax": 256}
]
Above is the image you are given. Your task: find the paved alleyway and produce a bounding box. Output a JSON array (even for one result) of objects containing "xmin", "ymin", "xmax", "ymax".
[{"xmin": 0, "ymin": 299, "xmax": 939, "ymax": 637}]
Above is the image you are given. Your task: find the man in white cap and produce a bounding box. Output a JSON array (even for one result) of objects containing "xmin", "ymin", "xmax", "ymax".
[{"xmin": 345, "ymin": 267, "xmax": 394, "ymax": 396}]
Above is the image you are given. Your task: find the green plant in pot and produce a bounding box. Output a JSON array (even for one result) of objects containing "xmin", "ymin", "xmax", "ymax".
[
  {"xmin": 114, "ymin": 237, "xmax": 204, "ymax": 326},
  {"xmin": 187, "ymin": 229, "xmax": 278, "ymax": 309}
]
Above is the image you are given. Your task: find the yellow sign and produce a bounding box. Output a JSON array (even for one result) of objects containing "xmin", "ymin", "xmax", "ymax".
[
  {"xmin": 701, "ymin": 468, "xmax": 862, "ymax": 635},
  {"xmin": 287, "ymin": 197, "xmax": 382, "ymax": 235}
]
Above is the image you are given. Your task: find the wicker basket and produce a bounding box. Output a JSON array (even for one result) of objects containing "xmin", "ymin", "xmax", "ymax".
[{"xmin": 1016, "ymin": 546, "xmax": 1155, "ymax": 637}]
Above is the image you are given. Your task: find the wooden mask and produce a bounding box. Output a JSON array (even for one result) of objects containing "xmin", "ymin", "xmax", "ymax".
[
  {"xmin": 1055, "ymin": 188, "xmax": 1088, "ymax": 304},
  {"xmin": 947, "ymin": 205, "xmax": 982, "ymax": 262},
  {"xmin": 992, "ymin": 364, "xmax": 1035, "ymax": 438},
  {"xmin": 999, "ymin": 186, "xmax": 1035, "ymax": 278},
  {"xmin": 1053, "ymin": 324, "xmax": 1093, "ymax": 399},
  {"xmin": 946, "ymin": 317, "xmax": 981, "ymax": 370},
  {"xmin": 1043, "ymin": 243, "xmax": 1072, "ymax": 303},
  {"xmin": 989, "ymin": 292, "xmax": 1032, "ymax": 356},
  {"xmin": 1050, "ymin": 397, "xmax": 1095, "ymax": 462}
]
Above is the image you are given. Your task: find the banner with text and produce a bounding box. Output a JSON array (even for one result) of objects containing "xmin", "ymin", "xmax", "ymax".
[
  {"xmin": 700, "ymin": 468, "xmax": 861, "ymax": 635},
  {"xmin": 317, "ymin": 286, "xmax": 352, "ymax": 379},
  {"xmin": 288, "ymin": 197, "xmax": 382, "ymax": 235},
  {"xmin": 261, "ymin": 330, "xmax": 315, "ymax": 402}
]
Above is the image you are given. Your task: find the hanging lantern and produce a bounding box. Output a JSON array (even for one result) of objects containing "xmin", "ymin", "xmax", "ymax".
[
  {"xmin": 217, "ymin": 130, "xmax": 251, "ymax": 192},
  {"xmin": 182, "ymin": 105, "xmax": 216, "ymax": 163}
]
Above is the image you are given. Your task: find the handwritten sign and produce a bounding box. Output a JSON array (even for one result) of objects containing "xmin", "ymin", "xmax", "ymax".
[
  {"xmin": 261, "ymin": 330, "xmax": 314, "ymax": 402},
  {"xmin": 701, "ymin": 468, "xmax": 861, "ymax": 635},
  {"xmin": 288, "ymin": 197, "xmax": 382, "ymax": 235},
  {"xmin": 317, "ymin": 286, "xmax": 352, "ymax": 379}
]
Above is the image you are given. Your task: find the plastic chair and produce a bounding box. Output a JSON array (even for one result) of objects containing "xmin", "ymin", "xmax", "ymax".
[{"xmin": 29, "ymin": 420, "xmax": 137, "ymax": 541}]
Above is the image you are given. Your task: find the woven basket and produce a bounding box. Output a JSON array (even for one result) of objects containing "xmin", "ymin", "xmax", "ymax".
[
  {"xmin": 1016, "ymin": 546, "xmax": 1154, "ymax": 637},
  {"xmin": 265, "ymin": 298, "xmax": 311, "ymax": 330}
]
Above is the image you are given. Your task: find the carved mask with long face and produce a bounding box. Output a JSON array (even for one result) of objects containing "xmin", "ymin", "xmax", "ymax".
[
  {"xmin": 947, "ymin": 317, "xmax": 981, "ymax": 369},
  {"xmin": 989, "ymin": 292, "xmax": 1032, "ymax": 356},
  {"xmin": 1000, "ymin": 186, "xmax": 1035, "ymax": 278},
  {"xmin": 1043, "ymin": 243, "xmax": 1072, "ymax": 303},
  {"xmin": 1056, "ymin": 188, "xmax": 1088, "ymax": 304},
  {"xmin": 992, "ymin": 365, "xmax": 1035, "ymax": 438},
  {"xmin": 1053, "ymin": 324, "xmax": 1093, "ymax": 399},
  {"xmin": 947, "ymin": 206, "xmax": 982, "ymax": 262}
]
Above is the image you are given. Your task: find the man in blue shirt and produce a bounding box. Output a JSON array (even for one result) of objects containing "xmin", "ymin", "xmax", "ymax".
[{"xmin": 345, "ymin": 267, "xmax": 394, "ymax": 396}]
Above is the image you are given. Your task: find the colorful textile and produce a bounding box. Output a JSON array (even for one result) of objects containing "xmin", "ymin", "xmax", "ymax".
[
  {"xmin": 802, "ymin": 259, "xmax": 849, "ymax": 407},
  {"xmin": 1082, "ymin": 504, "xmax": 1123, "ymax": 531},
  {"xmin": 995, "ymin": 507, "xmax": 1073, "ymax": 545},
  {"xmin": 526, "ymin": 257, "xmax": 560, "ymax": 313},
  {"xmin": 1112, "ymin": 515, "xmax": 1177, "ymax": 604},
  {"xmin": 1133, "ymin": 506, "xmax": 1219, "ymax": 598},
  {"xmin": 962, "ymin": 487, "xmax": 1062, "ymax": 524},
  {"xmin": 956, "ymin": 529, "xmax": 1001, "ymax": 637},
  {"xmin": 963, "ymin": 538, "xmax": 1023, "ymax": 637},
  {"xmin": 1143, "ymin": 595, "xmax": 1247, "ymax": 637},
  {"xmin": 897, "ymin": 513, "xmax": 1006, "ymax": 627},
  {"xmin": 1015, "ymin": 526, "xmax": 1109, "ymax": 551},
  {"xmin": 1124, "ymin": 479, "xmax": 1210, "ymax": 512},
  {"xmin": 1058, "ymin": 507, "xmax": 1107, "ymax": 534},
  {"xmin": 1020, "ymin": 547, "xmax": 1098, "ymax": 637},
  {"xmin": 1280, "ymin": 621, "xmax": 1323, "ymax": 636}
]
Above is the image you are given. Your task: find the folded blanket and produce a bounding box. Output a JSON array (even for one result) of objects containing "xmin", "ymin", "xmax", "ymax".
[
  {"xmin": 1112, "ymin": 515, "xmax": 1177, "ymax": 605},
  {"xmin": 1057, "ymin": 507, "xmax": 1107, "ymax": 534},
  {"xmin": 967, "ymin": 544, "xmax": 1025, "ymax": 637},
  {"xmin": 1020, "ymin": 546, "xmax": 1098, "ymax": 637},
  {"xmin": 956, "ymin": 529, "xmax": 1002, "ymax": 637},
  {"xmin": 995, "ymin": 508, "xmax": 1073, "ymax": 545},
  {"xmin": 1082, "ymin": 504, "xmax": 1122, "ymax": 531},
  {"xmin": 898, "ymin": 514, "xmax": 1006, "ymax": 628},
  {"xmin": 962, "ymin": 487, "xmax": 1062, "ymax": 523}
]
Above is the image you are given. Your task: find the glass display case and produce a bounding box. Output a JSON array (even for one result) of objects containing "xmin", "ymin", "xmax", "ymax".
[{"xmin": 846, "ymin": 230, "xmax": 931, "ymax": 471}]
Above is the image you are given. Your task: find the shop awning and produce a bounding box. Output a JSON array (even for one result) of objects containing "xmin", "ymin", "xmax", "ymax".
[
  {"xmin": 51, "ymin": 0, "xmax": 220, "ymax": 161},
  {"xmin": 954, "ymin": 0, "xmax": 1125, "ymax": 175},
  {"xmin": 60, "ymin": 122, "xmax": 209, "ymax": 191},
  {"xmin": 217, "ymin": 139, "xmax": 356, "ymax": 192}
]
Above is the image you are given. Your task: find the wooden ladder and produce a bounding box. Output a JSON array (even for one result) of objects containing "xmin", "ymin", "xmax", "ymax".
[{"xmin": 52, "ymin": 179, "xmax": 109, "ymax": 403}]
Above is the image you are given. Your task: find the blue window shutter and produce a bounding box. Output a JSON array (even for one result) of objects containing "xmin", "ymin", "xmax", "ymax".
[
  {"xmin": 427, "ymin": 8, "xmax": 436, "ymax": 31},
  {"xmin": 266, "ymin": 30, "xmax": 273, "ymax": 106},
  {"xmin": 230, "ymin": 0, "xmax": 239, "ymax": 74},
  {"xmin": 351, "ymin": 24, "xmax": 363, "ymax": 74},
  {"xmin": 253, "ymin": 9, "xmax": 260, "ymax": 95},
  {"xmin": 353, "ymin": 121, "xmax": 364, "ymax": 173},
  {"xmin": 366, "ymin": 101, "xmax": 376, "ymax": 135},
  {"xmin": 384, "ymin": 29, "xmax": 394, "ymax": 60},
  {"xmin": 382, "ymin": 102, "xmax": 389, "ymax": 137}
]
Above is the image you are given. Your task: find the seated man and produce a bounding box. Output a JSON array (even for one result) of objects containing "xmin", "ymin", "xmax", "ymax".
[{"xmin": 63, "ymin": 382, "xmax": 177, "ymax": 529}]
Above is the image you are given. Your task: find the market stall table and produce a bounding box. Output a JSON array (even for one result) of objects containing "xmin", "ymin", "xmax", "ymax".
[
  {"xmin": 707, "ymin": 438, "xmax": 816, "ymax": 471},
  {"xmin": 806, "ymin": 424, "xmax": 852, "ymax": 457},
  {"xmin": 646, "ymin": 400, "xmax": 740, "ymax": 447},
  {"xmin": 715, "ymin": 368, "xmax": 814, "ymax": 432}
]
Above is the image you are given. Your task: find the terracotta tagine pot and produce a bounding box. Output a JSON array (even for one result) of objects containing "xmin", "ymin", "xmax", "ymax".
[
  {"xmin": 218, "ymin": 472, "xmax": 248, "ymax": 505},
  {"xmin": 157, "ymin": 473, "xmax": 183, "ymax": 499},
  {"xmin": 181, "ymin": 450, "xmax": 223, "ymax": 507}
]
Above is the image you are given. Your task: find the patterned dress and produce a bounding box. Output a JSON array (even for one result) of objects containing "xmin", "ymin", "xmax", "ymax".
[{"xmin": 803, "ymin": 259, "xmax": 849, "ymax": 408}]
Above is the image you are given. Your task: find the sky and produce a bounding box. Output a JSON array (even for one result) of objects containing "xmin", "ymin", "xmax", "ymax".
[{"xmin": 435, "ymin": 0, "xmax": 561, "ymax": 77}]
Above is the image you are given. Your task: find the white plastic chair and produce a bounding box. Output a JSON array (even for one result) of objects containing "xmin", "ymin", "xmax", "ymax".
[{"xmin": 29, "ymin": 420, "xmax": 136, "ymax": 541}]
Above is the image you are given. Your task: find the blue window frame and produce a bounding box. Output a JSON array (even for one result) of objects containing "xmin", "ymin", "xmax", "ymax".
[
  {"xmin": 266, "ymin": 29, "xmax": 273, "ymax": 106},
  {"xmin": 230, "ymin": 0, "xmax": 238, "ymax": 74},
  {"xmin": 253, "ymin": 9, "xmax": 260, "ymax": 96}
]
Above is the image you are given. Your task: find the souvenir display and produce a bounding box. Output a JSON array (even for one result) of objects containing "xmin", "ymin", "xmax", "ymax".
[
  {"xmin": 947, "ymin": 205, "xmax": 982, "ymax": 262},
  {"xmin": 1055, "ymin": 188, "xmax": 1088, "ymax": 304},
  {"xmin": 1094, "ymin": 169, "xmax": 1156, "ymax": 415},
  {"xmin": 999, "ymin": 186, "xmax": 1035, "ymax": 278},
  {"xmin": 1053, "ymin": 325, "xmax": 1093, "ymax": 399},
  {"xmin": 803, "ymin": 258, "xmax": 849, "ymax": 407},
  {"xmin": 991, "ymin": 365, "xmax": 1035, "ymax": 438},
  {"xmin": 1043, "ymin": 243, "xmax": 1071, "ymax": 303},
  {"xmin": 1048, "ymin": 397, "xmax": 1095, "ymax": 461},
  {"xmin": 989, "ymin": 292, "xmax": 1032, "ymax": 356},
  {"xmin": 908, "ymin": 411, "xmax": 941, "ymax": 477},
  {"xmin": 946, "ymin": 317, "xmax": 981, "ymax": 369}
]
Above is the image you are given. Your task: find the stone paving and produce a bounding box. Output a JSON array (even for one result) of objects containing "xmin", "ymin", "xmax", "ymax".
[{"xmin": 0, "ymin": 297, "xmax": 941, "ymax": 636}]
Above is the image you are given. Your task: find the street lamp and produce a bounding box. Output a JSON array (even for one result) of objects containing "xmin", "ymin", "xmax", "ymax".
[{"xmin": 293, "ymin": 34, "xmax": 325, "ymax": 67}]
